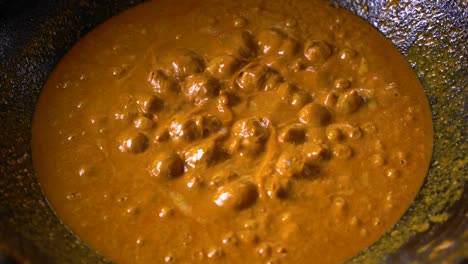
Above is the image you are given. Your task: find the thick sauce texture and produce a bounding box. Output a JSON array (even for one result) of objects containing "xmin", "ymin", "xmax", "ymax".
[{"xmin": 32, "ymin": 0, "xmax": 433, "ymax": 263}]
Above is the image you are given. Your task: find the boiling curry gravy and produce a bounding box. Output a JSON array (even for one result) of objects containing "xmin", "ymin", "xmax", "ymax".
[{"xmin": 32, "ymin": 0, "xmax": 433, "ymax": 263}]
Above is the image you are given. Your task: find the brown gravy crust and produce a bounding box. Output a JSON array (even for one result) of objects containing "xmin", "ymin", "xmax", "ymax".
[{"xmin": 32, "ymin": 0, "xmax": 433, "ymax": 263}]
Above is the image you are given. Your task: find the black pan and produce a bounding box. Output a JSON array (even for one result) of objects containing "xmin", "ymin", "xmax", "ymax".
[{"xmin": 0, "ymin": 0, "xmax": 466, "ymax": 263}]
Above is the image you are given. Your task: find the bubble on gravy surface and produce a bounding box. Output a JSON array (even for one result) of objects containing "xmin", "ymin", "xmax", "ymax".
[{"xmin": 32, "ymin": 0, "xmax": 433, "ymax": 263}]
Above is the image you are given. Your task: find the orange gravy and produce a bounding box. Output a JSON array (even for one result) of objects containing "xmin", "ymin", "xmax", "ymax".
[{"xmin": 32, "ymin": 0, "xmax": 433, "ymax": 263}]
